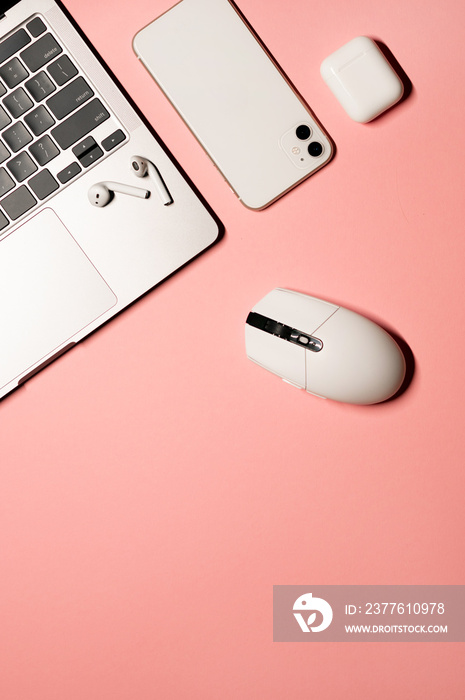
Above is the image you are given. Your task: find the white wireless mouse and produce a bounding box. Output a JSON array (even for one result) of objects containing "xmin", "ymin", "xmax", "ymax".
[{"xmin": 245, "ymin": 288, "xmax": 406, "ymax": 404}]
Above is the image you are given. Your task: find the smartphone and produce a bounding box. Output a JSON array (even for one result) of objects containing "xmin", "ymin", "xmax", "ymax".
[{"xmin": 133, "ymin": 0, "xmax": 333, "ymax": 210}]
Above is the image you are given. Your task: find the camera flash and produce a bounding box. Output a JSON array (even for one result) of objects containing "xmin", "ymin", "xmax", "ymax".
[{"xmin": 292, "ymin": 146, "xmax": 301, "ymax": 155}]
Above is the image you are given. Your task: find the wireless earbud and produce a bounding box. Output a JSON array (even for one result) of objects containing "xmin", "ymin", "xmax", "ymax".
[
  {"xmin": 130, "ymin": 156, "xmax": 173, "ymax": 206},
  {"xmin": 88, "ymin": 182, "xmax": 150, "ymax": 207}
]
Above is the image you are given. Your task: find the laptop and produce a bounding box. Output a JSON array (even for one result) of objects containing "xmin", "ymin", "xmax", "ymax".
[{"xmin": 0, "ymin": 0, "xmax": 221, "ymax": 400}]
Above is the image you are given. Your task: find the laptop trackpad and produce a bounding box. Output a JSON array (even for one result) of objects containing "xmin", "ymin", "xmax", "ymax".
[{"xmin": 0, "ymin": 209, "xmax": 117, "ymax": 389}]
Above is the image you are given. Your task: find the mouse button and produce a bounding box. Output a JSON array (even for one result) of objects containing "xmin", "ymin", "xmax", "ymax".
[
  {"xmin": 307, "ymin": 309, "xmax": 405, "ymax": 404},
  {"xmin": 253, "ymin": 288, "xmax": 338, "ymax": 335},
  {"xmin": 245, "ymin": 324, "xmax": 306, "ymax": 387}
]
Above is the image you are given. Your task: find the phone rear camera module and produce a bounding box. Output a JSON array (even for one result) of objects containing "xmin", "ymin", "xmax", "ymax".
[
  {"xmin": 308, "ymin": 141, "xmax": 323, "ymax": 157},
  {"xmin": 296, "ymin": 124, "xmax": 311, "ymax": 140}
]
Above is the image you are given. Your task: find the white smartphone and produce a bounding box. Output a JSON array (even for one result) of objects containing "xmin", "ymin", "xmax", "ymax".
[{"xmin": 133, "ymin": 0, "xmax": 333, "ymax": 210}]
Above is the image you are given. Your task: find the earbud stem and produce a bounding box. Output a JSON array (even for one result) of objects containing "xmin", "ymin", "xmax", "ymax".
[
  {"xmin": 104, "ymin": 182, "xmax": 150, "ymax": 199},
  {"xmin": 147, "ymin": 165, "xmax": 173, "ymax": 206}
]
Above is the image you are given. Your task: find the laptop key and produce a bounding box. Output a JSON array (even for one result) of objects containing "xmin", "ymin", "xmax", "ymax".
[
  {"xmin": 47, "ymin": 77, "xmax": 94, "ymax": 120},
  {"xmin": 28, "ymin": 169, "xmax": 59, "ymax": 200},
  {"xmin": 0, "ymin": 167, "xmax": 15, "ymax": 197},
  {"xmin": 29, "ymin": 135, "xmax": 60, "ymax": 166},
  {"xmin": 3, "ymin": 122, "xmax": 33, "ymax": 153},
  {"xmin": 0, "ymin": 29, "xmax": 31, "ymax": 66},
  {"xmin": 102, "ymin": 129, "xmax": 126, "ymax": 151},
  {"xmin": 51, "ymin": 98, "xmax": 110, "ymax": 150},
  {"xmin": 0, "ymin": 81, "xmax": 6, "ymax": 98},
  {"xmin": 26, "ymin": 18, "xmax": 47, "ymax": 38},
  {"xmin": 25, "ymin": 71, "xmax": 56, "ymax": 102},
  {"xmin": 47, "ymin": 56, "xmax": 78, "ymax": 87},
  {"xmin": 7, "ymin": 152, "xmax": 38, "ymax": 183},
  {"xmin": 0, "ymin": 58, "xmax": 29, "ymax": 90},
  {"xmin": 80, "ymin": 145, "xmax": 103, "ymax": 168},
  {"xmin": 0, "ymin": 185, "xmax": 36, "ymax": 220},
  {"xmin": 20, "ymin": 34, "xmax": 62, "ymax": 73},
  {"xmin": 0, "ymin": 105, "xmax": 11, "ymax": 130},
  {"xmin": 72, "ymin": 135, "xmax": 97, "ymax": 158},
  {"xmin": 0, "ymin": 142, "xmax": 10, "ymax": 164},
  {"xmin": 0, "ymin": 210, "xmax": 8, "ymax": 231},
  {"xmin": 73, "ymin": 136, "xmax": 103, "ymax": 166},
  {"xmin": 57, "ymin": 161, "xmax": 81, "ymax": 184},
  {"xmin": 24, "ymin": 105, "xmax": 55, "ymax": 136},
  {"xmin": 3, "ymin": 87, "xmax": 33, "ymax": 119}
]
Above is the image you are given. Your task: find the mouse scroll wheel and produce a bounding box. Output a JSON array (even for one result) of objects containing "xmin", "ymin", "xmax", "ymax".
[
  {"xmin": 246, "ymin": 312, "xmax": 323, "ymax": 352},
  {"xmin": 246, "ymin": 312, "xmax": 288, "ymax": 337},
  {"xmin": 265, "ymin": 319, "xmax": 286, "ymax": 335}
]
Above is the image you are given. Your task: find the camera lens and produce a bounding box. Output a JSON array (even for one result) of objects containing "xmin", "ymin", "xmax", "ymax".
[
  {"xmin": 296, "ymin": 125, "xmax": 311, "ymax": 140},
  {"xmin": 308, "ymin": 141, "xmax": 323, "ymax": 157}
]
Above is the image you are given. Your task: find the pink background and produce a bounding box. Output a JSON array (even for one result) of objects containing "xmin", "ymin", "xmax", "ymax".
[{"xmin": 2, "ymin": 0, "xmax": 465, "ymax": 697}]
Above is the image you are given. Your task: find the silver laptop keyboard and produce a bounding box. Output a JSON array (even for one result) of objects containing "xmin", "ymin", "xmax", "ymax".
[{"xmin": 0, "ymin": 15, "xmax": 127, "ymax": 235}]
